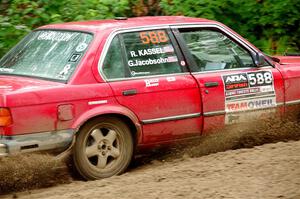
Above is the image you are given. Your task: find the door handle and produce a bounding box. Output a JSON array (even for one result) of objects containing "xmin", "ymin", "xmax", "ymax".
[
  {"xmin": 204, "ymin": 82, "xmax": 219, "ymax": 88},
  {"xmin": 122, "ymin": 89, "xmax": 137, "ymax": 96}
]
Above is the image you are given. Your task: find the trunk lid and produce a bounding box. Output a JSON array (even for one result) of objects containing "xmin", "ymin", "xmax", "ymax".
[{"xmin": 0, "ymin": 75, "xmax": 61, "ymax": 94}]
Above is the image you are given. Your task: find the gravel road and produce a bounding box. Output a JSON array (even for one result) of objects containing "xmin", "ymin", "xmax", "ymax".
[{"xmin": 2, "ymin": 140, "xmax": 300, "ymax": 199}]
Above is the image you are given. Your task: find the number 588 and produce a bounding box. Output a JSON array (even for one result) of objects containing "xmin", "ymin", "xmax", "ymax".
[
  {"xmin": 139, "ymin": 31, "xmax": 169, "ymax": 44},
  {"xmin": 248, "ymin": 72, "xmax": 273, "ymax": 86}
]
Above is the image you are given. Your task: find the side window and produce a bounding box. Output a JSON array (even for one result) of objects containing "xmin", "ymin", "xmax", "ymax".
[
  {"xmin": 103, "ymin": 36, "xmax": 125, "ymax": 79},
  {"xmin": 179, "ymin": 29, "xmax": 255, "ymax": 72},
  {"xmin": 122, "ymin": 30, "xmax": 182, "ymax": 77}
]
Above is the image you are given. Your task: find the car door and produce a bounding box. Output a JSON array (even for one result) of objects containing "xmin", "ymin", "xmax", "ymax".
[
  {"xmin": 171, "ymin": 25, "xmax": 285, "ymax": 134},
  {"xmin": 99, "ymin": 28, "xmax": 202, "ymax": 143}
]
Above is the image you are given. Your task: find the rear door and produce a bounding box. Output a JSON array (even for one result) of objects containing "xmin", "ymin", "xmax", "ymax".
[
  {"xmin": 99, "ymin": 28, "xmax": 202, "ymax": 143},
  {"xmin": 171, "ymin": 25, "xmax": 284, "ymax": 134}
]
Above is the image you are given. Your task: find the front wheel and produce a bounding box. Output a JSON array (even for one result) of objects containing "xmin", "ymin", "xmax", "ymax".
[{"xmin": 73, "ymin": 117, "xmax": 133, "ymax": 180}]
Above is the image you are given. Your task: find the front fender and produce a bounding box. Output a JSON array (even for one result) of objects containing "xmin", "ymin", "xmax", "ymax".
[{"xmin": 71, "ymin": 104, "xmax": 142, "ymax": 143}]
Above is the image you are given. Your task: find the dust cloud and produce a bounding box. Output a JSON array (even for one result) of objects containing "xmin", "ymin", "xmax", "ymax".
[
  {"xmin": 1, "ymin": 116, "xmax": 300, "ymax": 195},
  {"xmin": 135, "ymin": 116, "xmax": 300, "ymax": 164},
  {"xmin": 0, "ymin": 153, "xmax": 71, "ymax": 195}
]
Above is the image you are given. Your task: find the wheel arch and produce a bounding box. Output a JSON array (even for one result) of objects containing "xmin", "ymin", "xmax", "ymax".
[{"xmin": 72, "ymin": 105, "xmax": 142, "ymax": 146}]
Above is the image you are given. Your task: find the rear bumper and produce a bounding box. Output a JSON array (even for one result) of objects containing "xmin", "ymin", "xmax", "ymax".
[{"xmin": 0, "ymin": 129, "xmax": 75, "ymax": 156}]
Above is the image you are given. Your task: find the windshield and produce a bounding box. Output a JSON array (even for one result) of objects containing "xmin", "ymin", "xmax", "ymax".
[{"xmin": 0, "ymin": 30, "xmax": 93, "ymax": 81}]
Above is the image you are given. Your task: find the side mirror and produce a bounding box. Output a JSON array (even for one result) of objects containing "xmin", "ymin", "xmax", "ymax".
[{"xmin": 254, "ymin": 52, "xmax": 265, "ymax": 67}]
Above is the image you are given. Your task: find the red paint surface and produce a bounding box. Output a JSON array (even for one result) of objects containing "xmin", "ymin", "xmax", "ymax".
[
  {"xmin": 109, "ymin": 74, "xmax": 202, "ymax": 142},
  {"xmin": 0, "ymin": 16, "xmax": 299, "ymax": 148}
]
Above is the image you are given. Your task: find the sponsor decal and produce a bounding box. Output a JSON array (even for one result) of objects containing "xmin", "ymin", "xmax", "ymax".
[
  {"xmin": 166, "ymin": 76, "xmax": 176, "ymax": 82},
  {"xmin": 222, "ymin": 70, "xmax": 276, "ymax": 113},
  {"xmin": 75, "ymin": 43, "xmax": 88, "ymax": 52},
  {"xmin": 225, "ymin": 97, "xmax": 276, "ymax": 112},
  {"xmin": 58, "ymin": 64, "xmax": 71, "ymax": 78},
  {"xmin": 0, "ymin": 68, "xmax": 14, "ymax": 73},
  {"xmin": 145, "ymin": 79, "xmax": 159, "ymax": 87},
  {"xmin": 37, "ymin": 31, "xmax": 73, "ymax": 42},
  {"xmin": 163, "ymin": 45, "xmax": 175, "ymax": 53},
  {"xmin": 225, "ymin": 88, "xmax": 260, "ymax": 97},
  {"xmin": 223, "ymin": 73, "xmax": 248, "ymax": 90},
  {"xmin": 225, "ymin": 109, "xmax": 276, "ymax": 125},
  {"xmin": 167, "ymin": 56, "xmax": 178, "ymax": 63},
  {"xmin": 88, "ymin": 100, "xmax": 108, "ymax": 105},
  {"xmin": 68, "ymin": 53, "xmax": 82, "ymax": 62},
  {"xmin": 131, "ymin": 71, "xmax": 150, "ymax": 76},
  {"xmin": 180, "ymin": 60, "xmax": 186, "ymax": 66}
]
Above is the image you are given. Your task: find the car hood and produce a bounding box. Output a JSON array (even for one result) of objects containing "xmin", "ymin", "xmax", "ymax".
[{"xmin": 272, "ymin": 56, "xmax": 300, "ymax": 65}]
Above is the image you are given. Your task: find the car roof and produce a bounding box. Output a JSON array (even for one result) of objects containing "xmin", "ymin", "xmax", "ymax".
[{"xmin": 38, "ymin": 16, "xmax": 214, "ymax": 33}]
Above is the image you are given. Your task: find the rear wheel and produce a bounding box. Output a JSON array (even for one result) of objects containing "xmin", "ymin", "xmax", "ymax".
[{"xmin": 73, "ymin": 117, "xmax": 133, "ymax": 180}]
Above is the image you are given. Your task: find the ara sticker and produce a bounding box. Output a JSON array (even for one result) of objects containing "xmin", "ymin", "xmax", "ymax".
[{"xmin": 76, "ymin": 43, "xmax": 88, "ymax": 52}]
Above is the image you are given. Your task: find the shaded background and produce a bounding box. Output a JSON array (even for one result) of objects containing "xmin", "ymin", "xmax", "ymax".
[{"xmin": 0, "ymin": 0, "xmax": 299, "ymax": 57}]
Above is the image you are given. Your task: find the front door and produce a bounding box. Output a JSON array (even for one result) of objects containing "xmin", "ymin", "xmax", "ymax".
[
  {"xmin": 172, "ymin": 26, "xmax": 284, "ymax": 134},
  {"xmin": 100, "ymin": 28, "xmax": 202, "ymax": 143}
]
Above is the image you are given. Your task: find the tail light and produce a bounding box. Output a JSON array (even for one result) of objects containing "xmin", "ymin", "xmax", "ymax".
[{"xmin": 0, "ymin": 108, "xmax": 12, "ymax": 126}]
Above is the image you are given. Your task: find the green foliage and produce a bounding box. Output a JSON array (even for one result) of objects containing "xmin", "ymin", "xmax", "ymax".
[
  {"xmin": 160, "ymin": 0, "xmax": 300, "ymax": 55},
  {"xmin": 0, "ymin": 0, "xmax": 131, "ymax": 57},
  {"xmin": 0, "ymin": 0, "xmax": 300, "ymax": 57},
  {"xmin": 0, "ymin": 15, "xmax": 31, "ymax": 57}
]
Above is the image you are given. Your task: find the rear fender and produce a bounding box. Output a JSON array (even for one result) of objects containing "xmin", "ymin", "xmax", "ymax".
[{"xmin": 71, "ymin": 105, "xmax": 142, "ymax": 143}]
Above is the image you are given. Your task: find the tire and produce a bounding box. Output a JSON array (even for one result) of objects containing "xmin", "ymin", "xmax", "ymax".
[{"xmin": 73, "ymin": 117, "xmax": 133, "ymax": 180}]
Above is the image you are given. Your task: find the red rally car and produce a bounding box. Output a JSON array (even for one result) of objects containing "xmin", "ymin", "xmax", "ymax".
[{"xmin": 0, "ymin": 16, "xmax": 299, "ymax": 180}]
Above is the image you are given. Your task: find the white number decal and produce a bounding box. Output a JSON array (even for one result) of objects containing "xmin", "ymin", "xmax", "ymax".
[
  {"xmin": 248, "ymin": 73, "xmax": 256, "ymax": 86},
  {"xmin": 256, "ymin": 73, "xmax": 264, "ymax": 84},
  {"xmin": 248, "ymin": 71, "xmax": 273, "ymax": 86},
  {"xmin": 264, "ymin": 72, "xmax": 273, "ymax": 84}
]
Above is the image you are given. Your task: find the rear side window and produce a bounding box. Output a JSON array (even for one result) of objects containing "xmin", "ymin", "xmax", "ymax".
[
  {"xmin": 102, "ymin": 29, "xmax": 183, "ymax": 80},
  {"xmin": 103, "ymin": 36, "xmax": 125, "ymax": 79},
  {"xmin": 123, "ymin": 30, "xmax": 182, "ymax": 77}
]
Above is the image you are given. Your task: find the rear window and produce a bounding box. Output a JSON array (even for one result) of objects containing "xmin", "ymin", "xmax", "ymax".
[{"xmin": 0, "ymin": 30, "xmax": 93, "ymax": 81}]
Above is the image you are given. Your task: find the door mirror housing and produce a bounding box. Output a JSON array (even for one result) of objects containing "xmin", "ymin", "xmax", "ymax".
[{"xmin": 254, "ymin": 52, "xmax": 265, "ymax": 67}]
